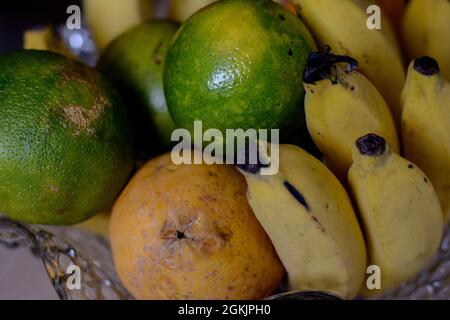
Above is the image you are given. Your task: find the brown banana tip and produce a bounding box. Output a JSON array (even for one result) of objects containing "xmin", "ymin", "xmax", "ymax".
[
  {"xmin": 414, "ymin": 56, "xmax": 440, "ymax": 76},
  {"xmin": 356, "ymin": 134, "xmax": 386, "ymax": 157}
]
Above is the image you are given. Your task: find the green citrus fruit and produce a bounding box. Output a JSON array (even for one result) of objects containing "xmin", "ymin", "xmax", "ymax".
[
  {"xmin": 0, "ymin": 50, "xmax": 134, "ymax": 225},
  {"xmin": 164, "ymin": 0, "xmax": 316, "ymax": 148},
  {"xmin": 99, "ymin": 21, "xmax": 179, "ymax": 157}
]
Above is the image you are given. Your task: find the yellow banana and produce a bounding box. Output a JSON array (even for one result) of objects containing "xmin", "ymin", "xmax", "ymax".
[
  {"xmin": 169, "ymin": 0, "xmax": 217, "ymax": 22},
  {"xmin": 348, "ymin": 134, "xmax": 443, "ymax": 296},
  {"xmin": 402, "ymin": 0, "xmax": 450, "ymax": 81},
  {"xmin": 238, "ymin": 144, "xmax": 367, "ymax": 299},
  {"xmin": 303, "ymin": 51, "xmax": 399, "ymax": 181},
  {"xmin": 75, "ymin": 211, "xmax": 111, "ymax": 239},
  {"xmin": 401, "ymin": 56, "xmax": 450, "ymax": 223},
  {"xmin": 83, "ymin": 0, "xmax": 153, "ymax": 51},
  {"xmin": 292, "ymin": 0, "xmax": 405, "ymax": 127}
]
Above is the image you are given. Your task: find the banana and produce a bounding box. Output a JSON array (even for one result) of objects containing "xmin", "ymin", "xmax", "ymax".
[
  {"xmin": 237, "ymin": 144, "xmax": 367, "ymax": 299},
  {"xmin": 83, "ymin": 0, "xmax": 153, "ymax": 51},
  {"xmin": 348, "ymin": 134, "xmax": 443, "ymax": 296},
  {"xmin": 402, "ymin": 0, "xmax": 450, "ymax": 81},
  {"xmin": 401, "ymin": 56, "xmax": 450, "ymax": 223},
  {"xmin": 292, "ymin": 0, "xmax": 405, "ymax": 128},
  {"xmin": 75, "ymin": 211, "xmax": 111, "ymax": 239},
  {"xmin": 169, "ymin": 0, "xmax": 217, "ymax": 22},
  {"xmin": 303, "ymin": 51, "xmax": 399, "ymax": 182}
]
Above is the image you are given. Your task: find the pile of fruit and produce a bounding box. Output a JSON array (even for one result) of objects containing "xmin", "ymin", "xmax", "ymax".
[{"xmin": 1, "ymin": 0, "xmax": 450, "ymax": 300}]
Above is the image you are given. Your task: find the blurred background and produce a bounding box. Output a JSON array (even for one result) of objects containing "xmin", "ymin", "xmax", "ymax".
[{"xmin": 0, "ymin": 1, "xmax": 82, "ymax": 53}]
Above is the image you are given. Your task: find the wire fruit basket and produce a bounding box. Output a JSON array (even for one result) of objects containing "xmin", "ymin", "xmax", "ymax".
[{"xmin": 1, "ymin": 217, "xmax": 449, "ymax": 300}]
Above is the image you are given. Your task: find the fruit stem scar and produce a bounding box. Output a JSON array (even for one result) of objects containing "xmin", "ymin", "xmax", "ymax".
[
  {"xmin": 414, "ymin": 56, "xmax": 440, "ymax": 76},
  {"xmin": 356, "ymin": 133, "xmax": 386, "ymax": 156},
  {"xmin": 303, "ymin": 46, "xmax": 358, "ymax": 84},
  {"xmin": 283, "ymin": 181, "xmax": 310, "ymax": 211},
  {"xmin": 176, "ymin": 230, "xmax": 186, "ymax": 240}
]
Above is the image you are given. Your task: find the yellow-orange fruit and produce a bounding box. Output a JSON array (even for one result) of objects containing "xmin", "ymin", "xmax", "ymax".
[{"xmin": 110, "ymin": 153, "xmax": 285, "ymax": 300}]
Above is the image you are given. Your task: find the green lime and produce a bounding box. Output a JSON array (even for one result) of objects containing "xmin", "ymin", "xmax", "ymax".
[
  {"xmin": 0, "ymin": 50, "xmax": 134, "ymax": 225},
  {"xmin": 164, "ymin": 0, "xmax": 316, "ymax": 149},
  {"xmin": 98, "ymin": 21, "xmax": 179, "ymax": 158}
]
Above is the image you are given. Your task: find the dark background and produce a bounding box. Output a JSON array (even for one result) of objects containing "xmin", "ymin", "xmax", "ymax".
[{"xmin": 0, "ymin": 0, "xmax": 81, "ymax": 53}]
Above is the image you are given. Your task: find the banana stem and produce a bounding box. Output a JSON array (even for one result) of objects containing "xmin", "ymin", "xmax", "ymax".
[{"xmin": 303, "ymin": 48, "xmax": 358, "ymax": 84}]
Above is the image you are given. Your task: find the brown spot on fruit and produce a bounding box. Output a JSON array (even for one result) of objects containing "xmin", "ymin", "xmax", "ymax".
[
  {"xmin": 153, "ymin": 40, "xmax": 164, "ymax": 65},
  {"xmin": 208, "ymin": 171, "xmax": 219, "ymax": 178},
  {"xmin": 61, "ymin": 100, "xmax": 106, "ymax": 136},
  {"xmin": 198, "ymin": 193, "xmax": 218, "ymax": 202},
  {"xmin": 312, "ymin": 216, "xmax": 326, "ymax": 233}
]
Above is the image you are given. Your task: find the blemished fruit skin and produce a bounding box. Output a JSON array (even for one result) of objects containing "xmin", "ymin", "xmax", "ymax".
[
  {"xmin": 238, "ymin": 144, "xmax": 367, "ymax": 299},
  {"xmin": 348, "ymin": 134, "xmax": 443, "ymax": 296},
  {"xmin": 0, "ymin": 50, "xmax": 134, "ymax": 225},
  {"xmin": 98, "ymin": 21, "xmax": 179, "ymax": 156},
  {"xmin": 164, "ymin": 0, "xmax": 317, "ymax": 145},
  {"xmin": 110, "ymin": 152, "xmax": 285, "ymax": 300},
  {"xmin": 401, "ymin": 57, "xmax": 450, "ymax": 223},
  {"xmin": 293, "ymin": 0, "xmax": 405, "ymax": 128},
  {"xmin": 304, "ymin": 63, "xmax": 399, "ymax": 182},
  {"xmin": 402, "ymin": 0, "xmax": 450, "ymax": 81}
]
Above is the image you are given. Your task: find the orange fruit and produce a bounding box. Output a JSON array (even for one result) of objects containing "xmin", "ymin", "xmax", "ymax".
[{"xmin": 110, "ymin": 153, "xmax": 285, "ymax": 299}]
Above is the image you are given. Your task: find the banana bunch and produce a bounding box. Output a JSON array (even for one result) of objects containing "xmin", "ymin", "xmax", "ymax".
[
  {"xmin": 238, "ymin": 144, "xmax": 367, "ymax": 299},
  {"xmin": 291, "ymin": 0, "xmax": 405, "ymax": 128},
  {"xmin": 401, "ymin": 56, "xmax": 450, "ymax": 223},
  {"xmin": 348, "ymin": 134, "xmax": 443, "ymax": 295},
  {"xmin": 303, "ymin": 51, "xmax": 399, "ymax": 181},
  {"xmin": 402, "ymin": 0, "xmax": 450, "ymax": 81},
  {"xmin": 289, "ymin": 49, "xmax": 447, "ymax": 296},
  {"xmin": 83, "ymin": 0, "xmax": 153, "ymax": 51}
]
